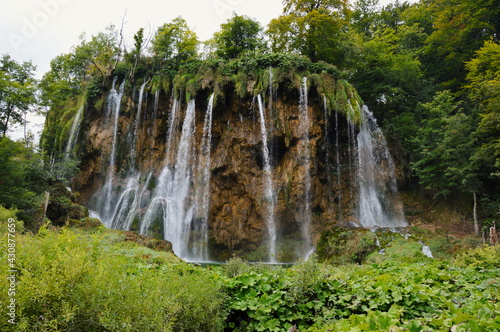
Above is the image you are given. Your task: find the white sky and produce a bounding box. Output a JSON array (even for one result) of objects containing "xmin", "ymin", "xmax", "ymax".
[
  {"xmin": 0, "ymin": 0, "xmax": 397, "ymax": 140},
  {"xmin": 0, "ymin": 0, "xmax": 285, "ymax": 140},
  {"xmin": 0, "ymin": 0, "xmax": 284, "ymax": 78}
]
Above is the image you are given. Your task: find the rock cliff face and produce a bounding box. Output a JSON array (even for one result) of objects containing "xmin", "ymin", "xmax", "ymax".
[{"xmin": 71, "ymin": 75, "xmax": 401, "ymax": 262}]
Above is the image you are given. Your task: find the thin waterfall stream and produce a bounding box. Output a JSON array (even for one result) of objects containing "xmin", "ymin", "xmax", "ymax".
[
  {"xmin": 257, "ymin": 94, "xmax": 277, "ymax": 262},
  {"xmin": 298, "ymin": 77, "xmax": 313, "ymax": 258}
]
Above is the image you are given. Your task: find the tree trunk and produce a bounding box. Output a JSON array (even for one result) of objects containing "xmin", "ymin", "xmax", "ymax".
[{"xmin": 473, "ymin": 192, "xmax": 479, "ymax": 235}]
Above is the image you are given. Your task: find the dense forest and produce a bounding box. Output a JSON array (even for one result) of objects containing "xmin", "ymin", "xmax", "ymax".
[{"xmin": 1, "ymin": 0, "xmax": 499, "ymax": 330}]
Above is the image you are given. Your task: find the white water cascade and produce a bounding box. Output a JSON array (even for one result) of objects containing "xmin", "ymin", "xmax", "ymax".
[
  {"xmin": 140, "ymin": 100, "xmax": 197, "ymax": 260},
  {"xmin": 298, "ymin": 77, "xmax": 313, "ymax": 257},
  {"xmin": 129, "ymin": 80, "xmax": 147, "ymax": 170},
  {"xmin": 85, "ymin": 76, "xmax": 412, "ymax": 263},
  {"xmin": 357, "ymin": 106, "xmax": 407, "ymax": 228},
  {"xmin": 192, "ymin": 94, "xmax": 215, "ymax": 261},
  {"xmin": 100, "ymin": 79, "xmax": 125, "ymax": 223},
  {"xmin": 64, "ymin": 105, "xmax": 84, "ymax": 160},
  {"xmin": 257, "ymin": 94, "xmax": 277, "ymax": 262}
]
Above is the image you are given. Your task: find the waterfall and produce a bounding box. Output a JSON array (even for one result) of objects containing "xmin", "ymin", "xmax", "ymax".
[
  {"xmin": 335, "ymin": 104, "xmax": 342, "ymax": 218},
  {"xmin": 192, "ymin": 94, "xmax": 215, "ymax": 261},
  {"xmin": 421, "ymin": 243, "xmax": 434, "ymax": 258},
  {"xmin": 357, "ymin": 106, "xmax": 407, "ymax": 228},
  {"xmin": 322, "ymin": 96, "xmax": 334, "ymax": 206},
  {"xmin": 108, "ymin": 173, "xmax": 140, "ymax": 229},
  {"xmin": 129, "ymin": 80, "xmax": 147, "ymax": 170},
  {"xmin": 100, "ymin": 79, "xmax": 125, "ymax": 224},
  {"xmin": 64, "ymin": 105, "xmax": 83, "ymax": 160},
  {"xmin": 298, "ymin": 77, "xmax": 313, "ymax": 257},
  {"xmin": 141, "ymin": 100, "xmax": 196, "ymax": 260},
  {"xmin": 257, "ymin": 94, "xmax": 277, "ymax": 262}
]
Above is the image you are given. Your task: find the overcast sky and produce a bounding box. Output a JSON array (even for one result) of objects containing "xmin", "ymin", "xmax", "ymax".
[
  {"xmin": 0, "ymin": 0, "xmax": 285, "ymax": 78},
  {"xmin": 0, "ymin": 0, "xmax": 286, "ymax": 139}
]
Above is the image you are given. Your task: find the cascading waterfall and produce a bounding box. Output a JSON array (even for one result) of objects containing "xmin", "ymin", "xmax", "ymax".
[
  {"xmin": 64, "ymin": 105, "xmax": 83, "ymax": 160},
  {"xmin": 357, "ymin": 106, "xmax": 407, "ymax": 228},
  {"xmin": 84, "ymin": 75, "xmax": 411, "ymax": 263},
  {"xmin": 129, "ymin": 80, "xmax": 147, "ymax": 170},
  {"xmin": 298, "ymin": 77, "xmax": 313, "ymax": 257},
  {"xmin": 257, "ymin": 94, "xmax": 277, "ymax": 262},
  {"xmin": 335, "ymin": 103, "xmax": 342, "ymax": 218},
  {"xmin": 192, "ymin": 94, "xmax": 215, "ymax": 261},
  {"xmin": 100, "ymin": 79, "xmax": 125, "ymax": 224},
  {"xmin": 141, "ymin": 100, "xmax": 196, "ymax": 260},
  {"xmin": 108, "ymin": 173, "xmax": 140, "ymax": 229},
  {"xmin": 322, "ymin": 96, "xmax": 333, "ymax": 203}
]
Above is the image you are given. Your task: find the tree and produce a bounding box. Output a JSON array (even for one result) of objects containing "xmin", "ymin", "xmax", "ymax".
[
  {"xmin": 412, "ymin": 91, "xmax": 478, "ymax": 197},
  {"xmin": 411, "ymin": 90, "xmax": 484, "ymax": 234},
  {"xmin": 151, "ymin": 17, "xmax": 199, "ymax": 65},
  {"xmin": 350, "ymin": 23, "xmax": 427, "ymax": 123},
  {"xmin": 352, "ymin": 0, "xmax": 381, "ymax": 37},
  {"xmin": 39, "ymin": 53, "xmax": 84, "ymax": 108},
  {"xmin": 423, "ymin": 0, "xmax": 500, "ymax": 90},
  {"xmin": 267, "ymin": 0, "xmax": 351, "ymax": 65},
  {"xmin": 465, "ymin": 40, "xmax": 500, "ymax": 220},
  {"xmin": 212, "ymin": 14, "xmax": 265, "ymax": 59},
  {"xmin": 0, "ymin": 54, "xmax": 37, "ymax": 137},
  {"xmin": 73, "ymin": 25, "xmax": 123, "ymax": 82}
]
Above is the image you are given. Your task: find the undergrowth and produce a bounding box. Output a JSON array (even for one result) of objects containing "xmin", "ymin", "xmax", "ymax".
[{"xmin": 1, "ymin": 219, "xmax": 498, "ymax": 331}]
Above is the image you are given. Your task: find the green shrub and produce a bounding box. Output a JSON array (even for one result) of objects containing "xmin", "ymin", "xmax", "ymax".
[
  {"xmin": 0, "ymin": 227, "xmax": 226, "ymax": 331},
  {"xmin": 453, "ymin": 245, "xmax": 500, "ymax": 269}
]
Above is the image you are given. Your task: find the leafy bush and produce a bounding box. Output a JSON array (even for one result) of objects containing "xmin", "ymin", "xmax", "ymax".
[
  {"xmin": 223, "ymin": 260, "xmax": 499, "ymax": 331},
  {"xmin": 0, "ymin": 227, "xmax": 226, "ymax": 331},
  {"xmin": 453, "ymin": 245, "xmax": 500, "ymax": 269}
]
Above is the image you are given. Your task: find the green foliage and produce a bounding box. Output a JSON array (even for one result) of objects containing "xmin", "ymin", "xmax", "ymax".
[
  {"xmin": 212, "ymin": 14, "xmax": 266, "ymax": 60},
  {"xmin": 0, "ymin": 205, "xmax": 24, "ymax": 234},
  {"xmin": 0, "ymin": 54, "xmax": 37, "ymax": 137},
  {"xmin": 411, "ymin": 91, "xmax": 480, "ymax": 197},
  {"xmin": 453, "ymin": 245, "xmax": 500, "ymax": 269},
  {"xmin": 423, "ymin": 0, "xmax": 500, "ymax": 90},
  {"xmin": 151, "ymin": 17, "xmax": 199, "ymax": 66},
  {"xmin": 267, "ymin": 0, "xmax": 351, "ymax": 65},
  {"xmin": 0, "ymin": 137, "xmax": 42, "ymax": 219},
  {"xmin": 317, "ymin": 227, "xmax": 378, "ymax": 264},
  {"xmin": 0, "ymin": 227, "xmax": 226, "ymax": 331},
  {"xmin": 465, "ymin": 40, "xmax": 500, "ymax": 183},
  {"xmin": 224, "ymin": 259, "xmax": 500, "ymax": 331}
]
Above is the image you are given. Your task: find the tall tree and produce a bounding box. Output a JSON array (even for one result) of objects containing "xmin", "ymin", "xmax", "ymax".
[
  {"xmin": 465, "ymin": 40, "xmax": 500, "ymax": 197},
  {"xmin": 151, "ymin": 17, "xmax": 199, "ymax": 65},
  {"xmin": 423, "ymin": 0, "xmax": 500, "ymax": 90},
  {"xmin": 0, "ymin": 55, "xmax": 37, "ymax": 137},
  {"xmin": 73, "ymin": 25, "xmax": 123, "ymax": 82},
  {"xmin": 267, "ymin": 0, "xmax": 351, "ymax": 65},
  {"xmin": 213, "ymin": 14, "xmax": 265, "ymax": 59}
]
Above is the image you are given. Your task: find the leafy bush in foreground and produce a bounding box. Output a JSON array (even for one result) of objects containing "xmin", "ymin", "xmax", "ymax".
[
  {"xmin": 0, "ymin": 226, "xmax": 226, "ymax": 331},
  {"xmin": 223, "ymin": 259, "xmax": 500, "ymax": 331},
  {"xmin": 1, "ymin": 223, "xmax": 498, "ymax": 331}
]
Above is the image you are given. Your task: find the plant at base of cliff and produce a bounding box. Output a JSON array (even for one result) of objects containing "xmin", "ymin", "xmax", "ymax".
[{"xmin": 0, "ymin": 227, "xmax": 226, "ymax": 332}]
